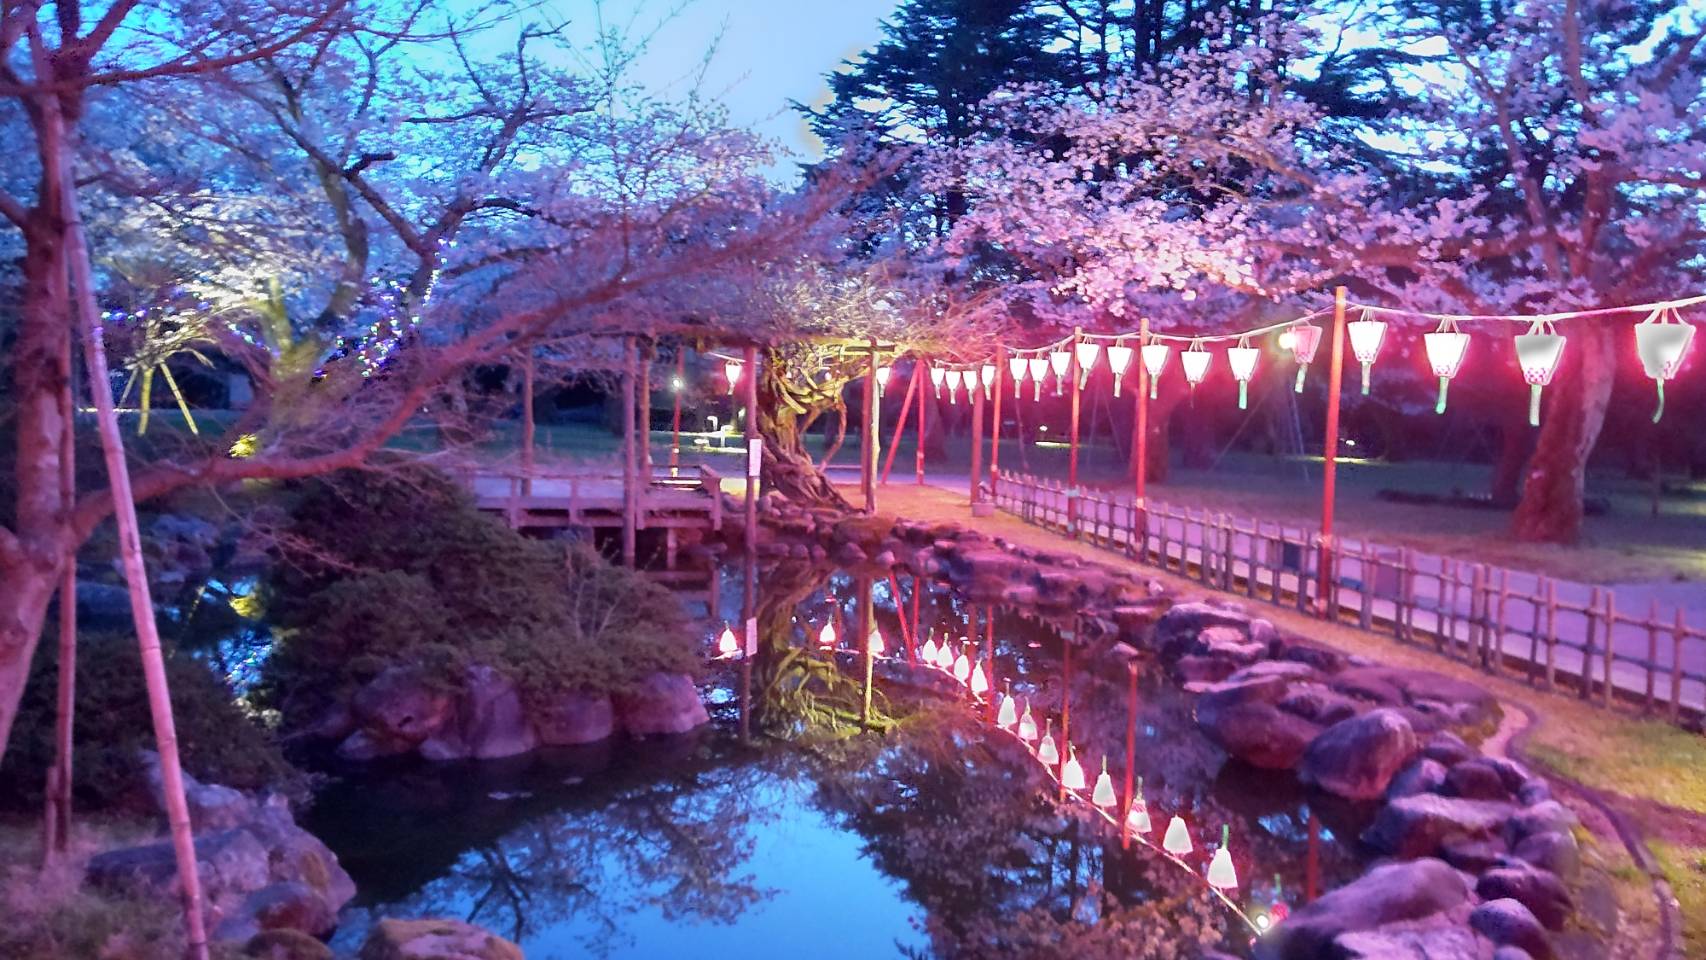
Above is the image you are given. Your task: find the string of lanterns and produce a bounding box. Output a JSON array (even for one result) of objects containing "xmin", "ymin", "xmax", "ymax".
[{"xmin": 927, "ymin": 293, "xmax": 1700, "ymax": 427}]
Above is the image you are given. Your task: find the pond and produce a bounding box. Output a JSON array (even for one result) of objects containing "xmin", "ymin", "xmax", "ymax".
[{"xmin": 304, "ymin": 559, "xmax": 1374, "ymax": 959}]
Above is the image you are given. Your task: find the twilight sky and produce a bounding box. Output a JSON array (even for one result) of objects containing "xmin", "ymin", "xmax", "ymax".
[{"xmin": 608, "ymin": 0, "xmax": 903, "ymax": 175}]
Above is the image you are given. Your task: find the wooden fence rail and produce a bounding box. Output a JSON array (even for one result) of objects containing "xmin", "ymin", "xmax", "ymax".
[{"xmin": 990, "ymin": 469, "xmax": 1706, "ymax": 725}]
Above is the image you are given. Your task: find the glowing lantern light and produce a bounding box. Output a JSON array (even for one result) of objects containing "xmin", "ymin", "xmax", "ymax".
[
  {"xmin": 716, "ymin": 624, "xmax": 739, "ymax": 658},
  {"xmin": 1515, "ymin": 319, "xmax": 1566, "ymax": 427},
  {"xmin": 945, "ymin": 368, "xmax": 963, "ymax": 405},
  {"xmin": 1180, "ymin": 340, "xmax": 1211, "ymax": 389},
  {"xmin": 1008, "ymin": 355, "xmax": 1028, "ymax": 398},
  {"xmin": 875, "ymin": 365, "xmax": 892, "ymax": 392},
  {"xmin": 952, "ymin": 646, "xmax": 971, "ymax": 683},
  {"xmin": 1075, "ymin": 340, "xmax": 1101, "ymax": 389},
  {"xmin": 1037, "ymin": 718, "xmax": 1059, "ymax": 765},
  {"xmin": 1285, "ymin": 322, "xmax": 1321, "ymax": 393},
  {"xmin": 1636, "ymin": 308, "xmax": 1695, "ymax": 422},
  {"xmin": 929, "ymin": 364, "xmax": 945, "ymax": 398},
  {"xmin": 1423, "ymin": 319, "xmax": 1470, "ymax": 415},
  {"xmin": 1017, "ymin": 701, "xmax": 1038, "ymax": 741},
  {"xmin": 818, "ymin": 621, "xmax": 837, "ymax": 650},
  {"xmin": 1227, "ymin": 336, "xmax": 1260, "ymax": 410},
  {"xmin": 934, "ymin": 639, "xmax": 955, "ymax": 671},
  {"xmin": 969, "ymin": 659, "xmax": 989, "ymax": 696},
  {"xmin": 867, "ymin": 626, "xmax": 884, "ymax": 656},
  {"xmin": 1061, "ymin": 745, "xmax": 1087, "ymax": 791},
  {"xmin": 1027, "ymin": 356, "xmax": 1049, "ymax": 400},
  {"xmin": 1091, "ymin": 756, "xmax": 1117, "ymax": 808},
  {"xmin": 1141, "ymin": 341, "xmax": 1170, "ymax": 400},
  {"xmin": 980, "ymin": 363, "xmax": 996, "ymax": 400},
  {"xmin": 1126, "ymin": 777, "xmax": 1152, "ymax": 834},
  {"xmin": 1347, "ymin": 310, "xmax": 1387, "ymax": 395},
  {"xmin": 997, "ymin": 684, "xmax": 1018, "ymax": 729},
  {"xmin": 723, "ymin": 358, "xmax": 743, "ymax": 395},
  {"xmin": 1207, "ymin": 825, "xmax": 1238, "ymax": 891},
  {"xmin": 1048, "ymin": 349, "xmax": 1071, "ymax": 396},
  {"xmin": 1106, "ymin": 343, "xmax": 1134, "ymax": 397},
  {"xmin": 920, "ymin": 635, "xmax": 939, "ymax": 664},
  {"xmin": 1162, "ymin": 815, "xmax": 1193, "ymax": 857}
]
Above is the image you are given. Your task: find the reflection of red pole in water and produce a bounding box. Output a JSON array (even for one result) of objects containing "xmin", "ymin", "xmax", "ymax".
[
  {"xmin": 984, "ymin": 605, "xmax": 996, "ymax": 723},
  {"xmin": 1060, "ymin": 630, "xmax": 1072, "ymax": 800},
  {"xmin": 909, "ymin": 579, "xmax": 922, "ymax": 659},
  {"xmin": 1123, "ymin": 661, "xmax": 1137, "ymax": 850},
  {"xmin": 1307, "ymin": 809, "xmax": 1321, "ymax": 901}
]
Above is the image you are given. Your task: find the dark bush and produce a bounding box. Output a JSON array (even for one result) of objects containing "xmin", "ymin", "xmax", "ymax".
[{"xmin": 256, "ymin": 463, "xmax": 696, "ymax": 725}]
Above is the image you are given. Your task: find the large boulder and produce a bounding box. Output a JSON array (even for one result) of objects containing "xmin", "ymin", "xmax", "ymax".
[
  {"xmin": 533, "ymin": 690, "xmax": 616, "ymax": 746},
  {"xmin": 1444, "ymin": 758, "xmax": 1514, "ymax": 801},
  {"xmin": 1278, "ymin": 683, "xmax": 1364, "ymax": 726},
  {"xmin": 358, "ymin": 918, "xmax": 523, "ymax": 960},
  {"xmin": 1470, "ymin": 899, "xmax": 1552, "ymax": 959},
  {"xmin": 349, "ymin": 666, "xmax": 455, "ymax": 751},
  {"xmin": 1513, "ymin": 829, "xmax": 1580, "ymax": 880},
  {"xmin": 1363, "ymin": 793, "xmax": 1516, "ymax": 858},
  {"xmin": 88, "ymin": 826, "xmax": 272, "ymax": 931},
  {"xmin": 1386, "ymin": 757, "xmax": 1448, "ymax": 800},
  {"xmin": 421, "ymin": 666, "xmax": 538, "ymax": 761},
  {"xmin": 1198, "ymin": 701, "xmax": 1321, "ymax": 770},
  {"xmin": 1332, "ymin": 919, "xmax": 1485, "ymax": 959},
  {"xmin": 1299, "ymin": 709, "xmax": 1419, "ymax": 800},
  {"xmin": 614, "ymin": 672, "xmax": 708, "ymax": 736},
  {"xmin": 1156, "ymin": 601, "xmax": 1252, "ymax": 655},
  {"xmin": 1254, "ymin": 859, "xmax": 1472, "ymax": 960},
  {"xmin": 1194, "ymin": 625, "xmax": 1267, "ymax": 664},
  {"xmin": 1224, "ymin": 660, "xmax": 1319, "ymax": 685},
  {"xmin": 1477, "ymin": 865, "xmax": 1572, "ymax": 930}
]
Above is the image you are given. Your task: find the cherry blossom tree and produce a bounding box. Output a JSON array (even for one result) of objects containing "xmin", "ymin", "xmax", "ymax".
[{"xmin": 937, "ymin": 1, "xmax": 1705, "ymax": 542}]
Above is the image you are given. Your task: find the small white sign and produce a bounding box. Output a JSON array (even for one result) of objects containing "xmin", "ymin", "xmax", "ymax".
[
  {"xmin": 744, "ymin": 617, "xmax": 758, "ymax": 656},
  {"xmin": 747, "ymin": 438, "xmax": 763, "ymax": 478}
]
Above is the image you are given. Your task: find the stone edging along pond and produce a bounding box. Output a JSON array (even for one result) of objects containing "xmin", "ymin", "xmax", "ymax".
[{"xmin": 782, "ymin": 505, "xmax": 1581, "ymax": 960}]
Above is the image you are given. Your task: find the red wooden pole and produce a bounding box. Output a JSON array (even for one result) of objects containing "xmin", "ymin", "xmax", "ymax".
[
  {"xmin": 990, "ymin": 346, "xmax": 1005, "ymax": 499},
  {"xmin": 970, "ymin": 364, "xmax": 986, "ymax": 505},
  {"xmin": 743, "ymin": 344, "xmax": 759, "ymax": 552},
  {"xmin": 1134, "ymin": 317, "xmax": 1150, "ymax": 556},
  {"xmin": 1318, "ymin": 287, "xmax": 1348, "ymax": 615},
  {"xmin": 622, "ymin": 336, "xmax": 637, "ymax": 567},
  {"xmin": 1059, "ymin": 627, "xmax": 1072, "ymax": 800},
  {"xmin": 670, "ymin": 348, "xmax": 683, "ymax": 473},
  {"xmin": 1122, "ymin": 660, "xmax": 1136, "ymax": 850},
  {"xmin": 880, "ymin": 359, "xmax": 919, "ymax": 485},
  {"xmin": 984, "ymin": 603, "xmax": 996, "ymax": 722},
  {"xmin": 915, "ymin": 359, "xmax": 928, "ymax": 485},
  {"xmin": 1068, "ymin": 327, "xmax": 1083, "ymax": 534},
  {"xmin": 863, "ymin": 338, "xmax": 877, "ymax": 513}
]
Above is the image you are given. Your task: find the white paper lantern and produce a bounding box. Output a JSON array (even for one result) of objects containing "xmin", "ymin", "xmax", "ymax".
[
  {"xmin": 929, "ymin": 364, "xmax": 945, "ymax": 399},
  {"xmin": 723, "ymin": 358, "xmax": 743, "ymax": 395},
  {"xmin": 1037, "ymin": 719, "xmax": 1058, "ymax": 765},
  {"xmin": 1048, "ymin": 349, "xmax": 1071, "ymax": 396},
  {"xmin": 945, "ymin": 368, "xmax": 963, "ymax": 405},
  {"xmin": 818, "ymin": 621, "xmax": 836, "ymax": 650},
  {"xmin": 997, "ymin": 685, "xmax": 1018, "ymax": 729},
  {"xmin": 1075, "ymin": 340, "xmax": 1101, "ymax": 389},
  {"xmin": 920, "ymin": 634, "xmax": 938, "ymax": 664},
  {"xmin": 1180, "ymin": 340, "xmax": 1211, "ymax": 388},
  {"xmin": 1422, "ymin": 320, "xmax": 1470, "ymax": 415},
  {"xmin": 1347, "ymin": 311, "xmax": 1387, "ymax": 395},
  {"xmin": 875, "ymin": 365, "xmax": 892, "ymax": 396},
  {"xmin": 867, "ymin": 626, "xmax": 884, "ymax": 656},
  {"xmin": 716, "ymin": 624, "xmax": 739, "ymax": 658},
  {"xmin": 935, "ymin": 639, "xmax": 956, "ymax": 670},
  {"xmin": 1061, "ymin": 745, "xmax": 1087, "ymax": 791},
  {"xmin": 1126, "ymin": 777, "xmax": 1152, "ymax": 834},
  {"xmin": 1106, "ymin": 343, "xmax": 1134, "ymax": 397},
  {"xmin": 1286, "ymin": 322, "xmax": 1322, "ymax": 393},
  {"xmin": 1027, "ymin": 356, "xmax": 1049, "ymax": 400},
  {"xmin": 1008, "ymin": 355, "xmax": 1028, "ymax": 398},
  {"xmin": 1206, "ymin": 825, "xmax": 1238, "ymax": 891},
  {"xmin": 952, "ymin": 646, "xmax": 971, "ymax": 683},
  {"xmin": 1016, "ymin": 701, "xmax": 1037, "ymax": 741},
  {"xmin": 969, "ymin": 660, "xmax": 989, "ymax": 695},
  {"xmin": 981, "ymin": 362, "xmax": 997, "ymax": 400},
  {"xmin": 1635, "ymin": 308, "xmax": 1695, "ymax": 422},
  {"xmin": 1141, "ymin": 342, "xmax": 1170, "ymax": 400},
  {"xmin": 1091, "ymin": 756, "xmax": 1117, "ymax": 808},
  {"xmin": 1227, "ymin": 337, "xmax": 1260, "ymax": 410},
  {"xmin": 1162, "ymin": 815, "xmax": 1193, "ymax": 857},
  {"xmin": 1515, "ymin": 319, "xmax": 1566, "ymax": 427}
]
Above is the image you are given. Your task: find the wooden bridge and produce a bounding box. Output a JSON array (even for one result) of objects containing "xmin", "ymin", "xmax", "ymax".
[{"xmin": 461, "ymin": 464, "xmax": 724, "ymax": 541}]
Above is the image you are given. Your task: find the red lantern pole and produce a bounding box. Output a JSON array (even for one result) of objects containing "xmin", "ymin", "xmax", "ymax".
[
  {"xmin": 863, "ymin": 337, "xmax": 877, "ymax": 513},
  {"xmin": 879, "ymin": 360, "xmax": 919, "ymax": 485},
  {"xmin": 1059, "ymin": 627, "xmax": 1073, "ymax": 800},
  {"xmin": 1068, "ymin": 327, "xmax": 1083, "ymax": 535},
  {"xmin": 915, "ymin": 359, "xmax": 928, "ymax": 485},
  {"xmin": 1133, "ymin": 317, "xmax": 1150, "ymax": 558},
  {"xmin": 984, "ymin": 603, "xmax": 996, "ymax": 722},
  {"xmin": 970, "ymin": 363, "xmax": 986, "ymax": 506},
  {"xmin": 1318, "ymin": 287, "xmax": 1348, "ymax": 616},
  {"xmin": 990, "ymin": 346, "xmax": 1005, "ymax": 500},
  {"xmin": 1122, "ymin": 660, "xmax": 1137, "ymax": 850}
]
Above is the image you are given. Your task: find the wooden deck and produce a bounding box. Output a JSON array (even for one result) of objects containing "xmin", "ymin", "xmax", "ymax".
[{"xmin": 463, "ymin": 464, "xmax": 724, "ymax": 533}]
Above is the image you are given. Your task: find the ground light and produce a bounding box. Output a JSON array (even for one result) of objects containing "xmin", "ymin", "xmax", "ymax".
[
  {"xmin": 1515, "ymin": 319, "xmax": 1566, "ymax": 426},
  {"xmin": 952, "ymin": 646, "xmax": 972, "ymax": 683},
  {"xmin": 920, "ymin": 634, "xmax": 939, "ymax": 663},
  {"xmin": 969, "ymin": 660, "xmax": 989, "ymax": 696},
  {"xmin": 934, "ymin": 640, "xmax": 955, "ymax": 671}
]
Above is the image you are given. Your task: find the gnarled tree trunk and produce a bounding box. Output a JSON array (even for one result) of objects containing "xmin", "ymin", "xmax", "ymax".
[
  {"xmin": 1510, "ymin": 320, "xmax": 1616, "ymax": 543},
  {"xmin": 756, "ymin": 353, "xmax": 852, "ymax": 510}
]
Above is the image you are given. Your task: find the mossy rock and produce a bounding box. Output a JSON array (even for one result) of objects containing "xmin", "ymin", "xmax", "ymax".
[
  {"xmin": 358, "ymin": 918, "xmax": 522, "ymax": 960},
  {"xmin": 832, "ymin": 513, "xmax": 899, "ymax": 549},
  {"xmin": 245, "ymin": 929, "xmax": 334, "ymax": 960}
]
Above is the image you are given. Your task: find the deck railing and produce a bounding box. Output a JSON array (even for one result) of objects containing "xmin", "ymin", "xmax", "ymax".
[
  {"xmin": 458, "ymin": 462, "xmax": 723, "ymax": 532},
  {"xmin": 992, "ymin": 469, "xmax": 1706, "ymax": 725}
]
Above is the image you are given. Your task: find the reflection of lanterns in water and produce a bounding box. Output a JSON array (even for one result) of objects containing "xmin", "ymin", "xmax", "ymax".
[
  {"xmin": 920, "ymin": 635, "xmax": 939, "ymax": 663},
  {"xmin": 1091, "ymin": 757, "xmax": 1116, "ymax": 808},
  {"xmin": 1207, "ymin": 825, "xmax": 1238, "ymax": 891},
  {"xmin": 1162, "ymin": 815, "xmax": 1193, "ymax": 857},
  {"xmin": 723, "ymin": 358, "xmax": 742, "ymax": 394},
  {"xmin": 952, "ymin": 646, "xmax": 972, "ymax": 683},
  {"xmin": 969, "ymin": 660, "xmax": 989, "ymax": 696},
  {"xmin": 1061, "ymin": 745, "xmax": 1086, "ymax": 791},
  {"xmin": 867, "ymin": 626, "xmax": 884, "ymax": 656},
  {"xmin": 996, "ymin": 685, "xmax": 1017, "ymax": 728},
  {"xmin": 935, "ymin": 640, "xmax": 955, "ymax": 671},
  {"xmin": 1037, "ymin": 718, "xmax": 1059, "ymax": 766},
  {"xmin": 716, "ymin": 624, "xmax": 739, "ymax": 658},
  {"xmin": 1017, "ymin": 702, "xmax": 1037, "ymax": 741},
  {"xmin": 818, "ymin": 621, "xmax": 836, "ymax": 650},
  {"xmin": 1126, "ymin": 778, "xmax": 1152, "ymax": 834}
]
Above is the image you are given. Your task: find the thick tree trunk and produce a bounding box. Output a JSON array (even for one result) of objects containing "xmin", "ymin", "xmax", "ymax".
[
  {"xmin": 1489, "ymin": 403, "xmax": 1532, "ymax": 508},
  {"xmin": 756, "ymin": 359, "xmax": 852, "ymax": 510},
  {"xmin": 1129, "ymin": 388, "xmax": 1184, "ymax": 484},
  {"xmin": 1510, "ymin": 321, "xmax": 1617, "ymax": 543}
]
